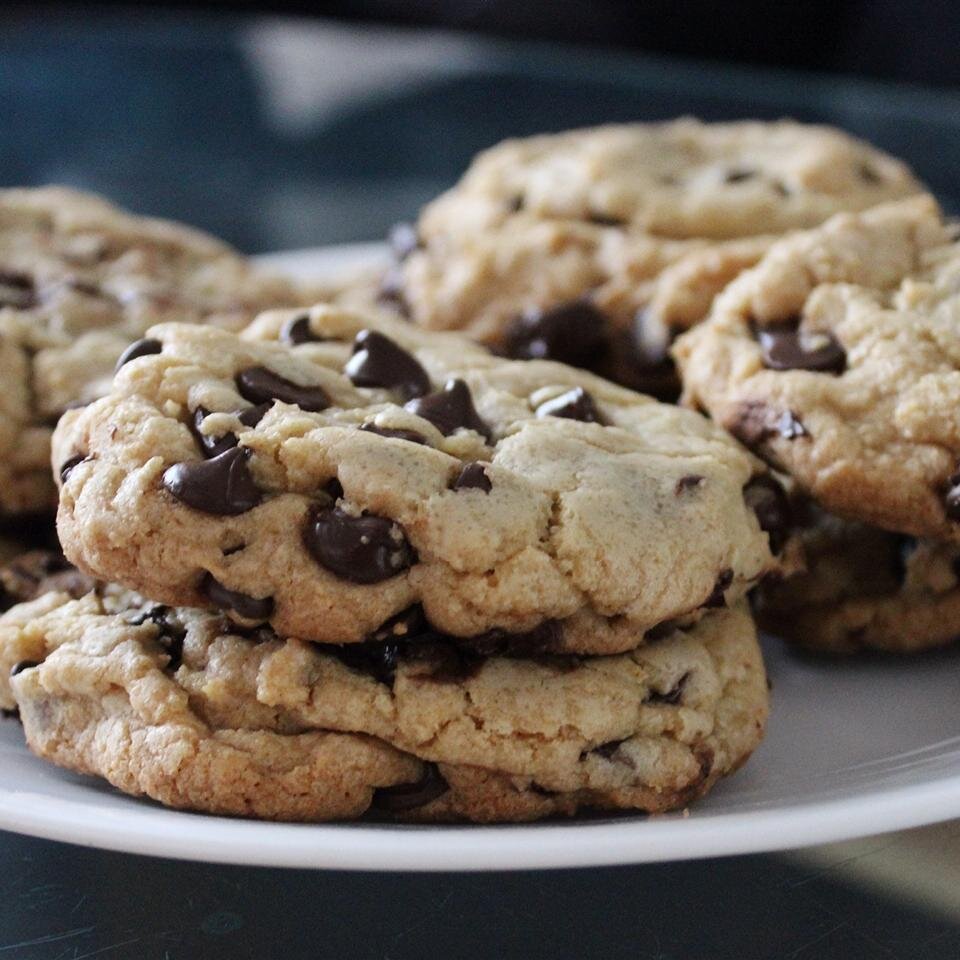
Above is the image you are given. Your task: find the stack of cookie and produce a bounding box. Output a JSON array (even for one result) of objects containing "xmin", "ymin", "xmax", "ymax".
[
  {"xmin": 0, "ymin": 117, "xmax": 947, "ymax": 824},
  {"xmin": 675, "ymin": 195, "xmax": 960, "ymax": 654},
  {"xmin": 1, "ymin": 302, "xmax": 783, "ymax": 821}
]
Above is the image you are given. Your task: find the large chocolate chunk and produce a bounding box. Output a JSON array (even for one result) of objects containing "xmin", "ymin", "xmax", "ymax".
[
  {"xmin": 405, "ymin": 379, "xmax": 492, "ymax": 441},
  {"xmin": 115, "ymin": 337, "xmax": 162, "ymax": 372},
  {"xmin": 756, "ymin": 319, "xmax": 846, "ymax": 374},
  {"xmin": 304, "ymin": 506, "xmax": 415, "ymax": 584},
  {"xmin": 504, "ymin": 301, "xmax": 610, "ymax": 368},
  {"xmin": 236, "ymin": 367, "xmax": 330, "ymax": 412},
  {"xmin": 162, "ymin": 447, "xmax": 261, "ymax": 516},
  {"xmin": 345, "ymin": 329, "xmax": 430, "ymax": 400},
  {"xmin": 199, "ymin": 573, "xmax": 274, "ymax": 621}
]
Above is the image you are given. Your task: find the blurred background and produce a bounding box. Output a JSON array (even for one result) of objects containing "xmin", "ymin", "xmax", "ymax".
[
  {"xmin": 2, "ymin": 5, "xmax": 960, "ymax": 958},
  {"xmin": 2, "ymin": 3, "xmax": 958, "ymax": 254}
]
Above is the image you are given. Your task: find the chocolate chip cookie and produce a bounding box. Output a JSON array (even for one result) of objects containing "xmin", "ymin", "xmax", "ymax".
[
  {"xmin": 675, "ymin": 195, "xmax": 960, "ymax": 540},
  {"xmin": 3, "ymin": 582, "xmax": 767, "ymax": 821},
  {"xmin": 755, "ymin": 500, "xmax": 960, "ymax": 654},
  {"xmin": 54, "ymin": 305, "xmax": 784, "ymax": 652},
  {"xmin": 372, "ymin": 120, "xmax": 923, "ymax": 397},
  {"xmin": 0, "ymin": 186, "xmax": 310, "ymax": 515}
]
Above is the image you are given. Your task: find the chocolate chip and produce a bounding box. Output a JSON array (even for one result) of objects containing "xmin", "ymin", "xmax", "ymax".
[
  {"xmin": 536, "ymin": 387, "xmax": 604, "ymax": 423},
  {"xmin": 459, "ymin": 620, "xmax": 564, "ymax": 659},
  {"xmin": 756, "ymin": 319, "xmax": 846, "ymax": 374},
  {"xmin": 675, "ymin": 475, "xmax": 705, "ymax": 494},
  {"xmin": 389, "ymin": 222, "xmax": 421, "ymax": 262},
  {"xmin": 10, "ymin": 660, "xmax": 39, "ymax": 677},
  {"xmin": 504, "ymin": 301, "xmax": 610, "ymax": 368},
  {"xmin": 945, "ymin": 470, "xmax": 960, "ymax": 522},
  {"xmin": 323, "ymin": 477, "xmax": 344, "ymax": 501},
  {"xmin": 59, "ymin": 454, "xmax": 86, "ymax": 485},
  {"xmin": 236, "ymin": 367, "xmax": 330, "ymax": 412},
  {"xmin": 345, "ymin": 329, "xmax": 430, "ymax": 400},
  {"xmin": 606, "ymin": 314, "xmax": 679, "ymax": 401},
  {"xmin": 703, "ymin": 569, "xmax": 734, "ymax": 608},
  {"xmin": 405, "ymin": 379, "xmax": 492, "ymax": 441},
  {"xmin": 451, "ymin": 462, "xmax": 491, "ymax": 493},
  {"xmin": 199, "ymin": 573, "xmax": 274, "ymax": 621},
  {"xmin": 280, "ymin": 314, "xmax": 322, "ymax": 346},
  {"xmin": 304, "ymin": 506, "xmax": 415, "ymax": 584},
  {"xmin": 127, "ymin": 605, "xmax": 187, "ymax": 671},
  {"xmin": 725, "ymin": 168, "xmax": 756, "ymax": 183},
  {"xmin": 0, "ymin": 271, "xmax": 35, "ymax": 309},
  {"xmin": 115, "ymin": 338, "xmax": 162, "ymax": 372},
  {"xmin": 162, "ymin": 447, "xmax": 261, "ymax": 516},
  {"xmin": 742, "ymin": 474, "xmax": 792, "ymax": 554},
  {"xmin": 359, "ymin": 423, "xmax": 428, "ymax": 445},
  {"xmin": 190, "ymin": 403, "xmax": 272, "ymax": 459},
  {"xmin": 728, "ymin": 401, "xmax": 807, "ymax": 458},
  {"xmin": 646, "ymin": 671, "xmax": 690, "ymax": 705},
  {"xmin": 586, "ymin": 211, "xmax": 626, "ymax": 227},
  {"xmin": 371, "ymin": 763, "xmax": 449, "ymax": 813}
]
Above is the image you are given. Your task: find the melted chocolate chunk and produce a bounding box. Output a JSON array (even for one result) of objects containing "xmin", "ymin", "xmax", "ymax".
[
  {"xmin": 675, "ymin": 475, "xmax": 705, "ymax": 494},
  {"xmin": 504, "ymin": 301, "xmax": 610, "ymax": 368},
  {"xmin": 742, "ymin": 474, "xmax": 792, "ymax": 554},
  {"xmin": 535, "ymin": 387, "xmax": 604, "ymax": 424},
  {"xmin": 756, "ymin": 319, "xmax": 846, "ymax": 374},
  {"xmin": 127, "ymin": 605, "xmax": 187, "ymax": 671},
  {"xmin": 200, "ymin": 573, "xmax": 274, "ymax": 621},
  {"xmin": 725, "ymin": 168, "xmax": 756, "ymax": 183},
  {"xmin": 703, "ymin": 568, "xmax": 734, "ymax": 608},
  {"xmin": 304, "ymin": 506, "xmax": 416, "ymax": 584},
  {"xmin": 646, "ymin": 671, "xmax": 690, "ymax": 705},
  {"xmin": 345, "ymin": 329, "xmax": 430, "ymax": 400},
  {"xmin": 59, "ymin": 454, "xmax": 86, "ymax": 485},
  {"xmin": 728, "ymin": 401, "xmax": 807, "ymax": 459},
  {"xmin": 162, "ymin": 447, "xmax": 261, "ymax": 516},
  {"xmin": 10, "ymin": 660, "xmax": 39, "ymax": 677},
  {"xmin": 0, "ymin": 271, "xmax": 35, "ymax": 309},
  {"xmin": 236, "ymin": 367, "xmax": 330, "ymax": 412},
  {"xmin": 389, "ymin": 222, "xmax": 421, "ymax": 262},
  {"xmin": 460, "ymin": 620, "xmax": 564, "ymax": 659},
  {"xmin": 405, "ymin": 379, "xmax": 492, "ymax": 441},
  {"xmin": 359, "ymin": 423, "xmax": 428, "ymax": 445},
  {"xmin": 370, "ymin": 763, "xmax": 449, "ymax": 813},
  {"xmin": 190, "ymin": 403, "xmax": 272, "ymax": 459},
  {"xmin": 280, "ymin": 314, "xmax": 322, "ymax": 345},
  {"xmin": 945, "ymin": 469, "xmax": 960, "ymax": 522},
  {"xmin": 451, "ymin": 461, "xmax": 491, "ymax": 493},
  {"xmin": 115, "ymin": 337, "xmax": 162, "ymax": 372}
]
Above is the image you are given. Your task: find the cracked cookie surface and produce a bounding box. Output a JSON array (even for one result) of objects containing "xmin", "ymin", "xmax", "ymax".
[
  {"xmin": 54, "ymin": 305, "xmax": 781, "ymax": 652},
  {"xmin": 3, "ymin": 584, "xmax": 767, "ymax": 822},
  {"xmin": 0, "ymin": 186, "xmax": 310, "ymax": 514},
  {"xmin": 674, "ymin": 196, "xmax": 960, "ymax": 539},
  {"xmin": 369, "ymin": 120, "xmax": 923, "ymax": 396}
]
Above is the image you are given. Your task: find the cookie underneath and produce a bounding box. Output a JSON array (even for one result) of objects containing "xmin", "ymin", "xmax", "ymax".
[{"xmin": 3, "ymin": 588, "xmax": 767, "ymax": 823}]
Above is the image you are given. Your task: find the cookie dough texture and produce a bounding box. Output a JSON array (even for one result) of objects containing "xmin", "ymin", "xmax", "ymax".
[
  {"xmin": 55, "ymin": 306, "xmax": 778, "ymax": 652},
  {"xmin": 675, "ymin": 196, "xmax": 960, "ymax": 539},
  {"xmin": 4, "ymin": 589, "xmax": 767, "ymax": 822},
  {"xmin": 384, "ymin": 120, "xmax": 923, "ymax": 375},
  {"xmin": 0, "ymin": 186, "xmax": 310, "ymax": 515},
  {"xmin": 756, "ymin": 502, "xmax": 960, "ymax": 654}
]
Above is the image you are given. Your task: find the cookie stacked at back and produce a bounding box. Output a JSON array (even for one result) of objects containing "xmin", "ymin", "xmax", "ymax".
[
  {"xmin": 0, "ymin": 187, "xmax": 312, "ymax": 516},
  {"xmin": 350, "ymin": 120, "xmax": 923, "ymax": 398},
  {"xmin": 0, "ymin": 305, "xmax": 784, "ymax": 821},
  {"xmin": 675, "ymin": 195, "xmax": 960, "ymax": 653}
]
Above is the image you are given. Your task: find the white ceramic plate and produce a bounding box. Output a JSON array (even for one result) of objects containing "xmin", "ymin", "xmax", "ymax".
[{"xmin": 1, "ymin": 244, "xmax": 959, "ymax": 872}]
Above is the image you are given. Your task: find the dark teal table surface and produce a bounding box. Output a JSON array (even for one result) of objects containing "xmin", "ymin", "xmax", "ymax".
[{"xmin": 2, "ymin": 9, "xmax": 960, "ymax": 958}]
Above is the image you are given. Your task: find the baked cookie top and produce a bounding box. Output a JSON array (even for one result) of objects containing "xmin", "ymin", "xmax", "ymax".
[
  {"xmin": 419, "ymin": 119, "xmax": 922, "ymax": 241},
  {"xmin": 379, "ymin": 120, "xmax": 923, "ymax": 396},
  {"xmin": 3, "ymin": 584, "xmax": 766, "ymax": 821},
  {"xmin": 54, "ymin": 305, "xmax": 782, "ymax": 650},
  {"xmin": 674, "ymin": 195, "xmax": 960, "ymax": 538},
  {"xmin": 0, "ymin": 186, "xmax": 308, "ymax": 514}
]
